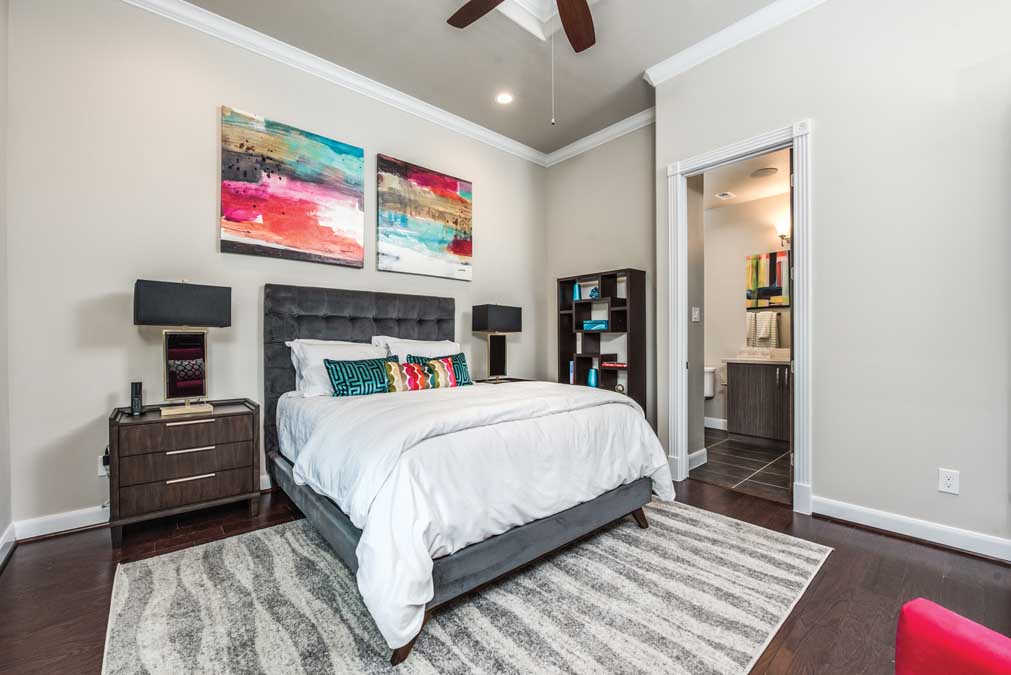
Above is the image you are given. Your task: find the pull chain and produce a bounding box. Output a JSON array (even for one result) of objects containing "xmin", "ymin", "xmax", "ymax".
[{"xmin": 550, "ymin": 34, "xmax": 556, "ymax": 126}]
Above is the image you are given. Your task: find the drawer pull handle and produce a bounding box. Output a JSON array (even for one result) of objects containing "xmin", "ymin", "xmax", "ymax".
[
  {"xmin": 165, "ymin": 418, "xmax": 215, "ymax": 427},
  {"xmin": 166, "ymin": 445, "xmax": 215, "ymax": 456},
  {"xmin": 166, "ymin": 473, "xmax": 215, "ymax": 485}
]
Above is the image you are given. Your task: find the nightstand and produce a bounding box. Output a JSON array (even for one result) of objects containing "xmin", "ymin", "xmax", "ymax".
[{"xmin": 107, "ymin": 398, "xmax": 260, "ymax": 547}]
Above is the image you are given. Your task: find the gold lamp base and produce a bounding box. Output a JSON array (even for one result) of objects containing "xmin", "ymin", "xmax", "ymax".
[{"xmin": 160, "ymin": 399, "xmax": 215, "ymax": 417}]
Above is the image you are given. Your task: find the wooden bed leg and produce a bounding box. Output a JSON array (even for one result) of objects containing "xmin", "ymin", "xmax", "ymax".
[
  {"xmin": 631, "ymin": 508, "xmax": 649, "ymax": 529},
  {"xmin": 390, "ymin": 611, "xmax": 430, "ymax": 666},
  {"xmin": 390, "ymin": 638, "xmax": 418, "ymax": 667}
]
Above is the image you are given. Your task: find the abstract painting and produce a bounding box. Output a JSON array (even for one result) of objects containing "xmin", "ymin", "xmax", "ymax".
[
  {"xmin": 376, "ymin": 154, "xmax": 472, "ymax": 281},
  {"xmin": 220, "ymin": 106, "xmax": 364, "ymax": 267},
  {"xmin": 746, "ymin": 250, "xmax": 791, "ymax": 308}
]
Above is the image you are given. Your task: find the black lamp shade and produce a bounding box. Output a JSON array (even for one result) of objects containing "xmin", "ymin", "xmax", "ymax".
[
  {"xmin": 472, "ymin": 304, "xmax": 522, "ymax": 333},
  {"xmin": 134, "ymin": 280, "xmax": 231, "ymax": 327}
]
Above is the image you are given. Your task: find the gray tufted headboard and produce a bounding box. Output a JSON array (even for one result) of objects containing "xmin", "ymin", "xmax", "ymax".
[{"xmin": 263, "ymin": 284, "xmax": 455, "ymax": 454}]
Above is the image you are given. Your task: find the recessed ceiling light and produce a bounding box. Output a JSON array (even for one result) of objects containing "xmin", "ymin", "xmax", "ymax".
[
  {"xmin": 750, "ymin": 167, "xmax": 778, "ymax": 178},
  {"xmin": 495, "ymin": 92, "xmax": 514, "ymax": 105},
  {"xmin": 715, "ymin": 191, "xmax": 736, "ymax": 200}
]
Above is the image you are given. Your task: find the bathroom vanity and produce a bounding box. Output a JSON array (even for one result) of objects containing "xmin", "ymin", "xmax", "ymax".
[{"xmin": 725, "ymin": 359, "xmax": 791, "ymax": 444}]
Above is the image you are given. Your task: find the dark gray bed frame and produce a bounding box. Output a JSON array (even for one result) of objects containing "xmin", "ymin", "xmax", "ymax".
[{"xmin": 263, "ymin": 283, "xmax": 652, "ymax": 665}]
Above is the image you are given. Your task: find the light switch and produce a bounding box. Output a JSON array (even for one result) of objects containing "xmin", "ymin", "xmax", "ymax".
[{"xmin": 691, "ymin": 307, "xmax": 702, "ymax": 322}]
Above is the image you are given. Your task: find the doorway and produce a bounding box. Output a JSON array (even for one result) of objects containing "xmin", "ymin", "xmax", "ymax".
[
  {"xmin": 688, "ymin": 148, "xmax": 793, "ymax": 504},
  {"xmin": 666, "ymin": 121, "xmax": 813, "ymax": 514}
]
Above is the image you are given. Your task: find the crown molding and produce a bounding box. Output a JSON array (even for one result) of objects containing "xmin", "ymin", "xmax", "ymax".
[
  {"xmin": 121, "ymin": 0, "xmax": 655, "ymax": 168},
  {"xmin": 544, "ymin": 108, "xmax": 655, "ymax": 167},
  {"xmin": 120, "ymin": 0, "xmax": 549, "ymax": 165},
  {"xmin": 644, "ymin": 0, "xmax": 828, "ymax": 87}
]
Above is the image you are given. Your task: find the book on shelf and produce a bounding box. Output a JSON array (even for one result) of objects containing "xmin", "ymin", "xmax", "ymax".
[
  {"xmin": 601, "ymin": 361, "xmax": 627, "ymax": 369},
  {"xmin": 568, "ymin": 360, "xmax": 574, "ymax": 384}
]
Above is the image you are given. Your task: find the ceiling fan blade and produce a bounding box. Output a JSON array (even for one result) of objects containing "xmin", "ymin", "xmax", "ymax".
[
  {"xmin": 448, "ymin": 0, "xmax": 507, "ymax": 28},
  {"xmin": 556, "ymin": 0, "xmax": 596, "ymax": 52}
]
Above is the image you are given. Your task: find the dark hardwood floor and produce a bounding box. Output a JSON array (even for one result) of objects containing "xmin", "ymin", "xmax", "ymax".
[
  {"xmin": 691, "ymin": 427, "xmax": 792, "ymax": 504},
  {"xmin": 1, "ymin": 482, "xmax": 1008, "ymax": 675}
]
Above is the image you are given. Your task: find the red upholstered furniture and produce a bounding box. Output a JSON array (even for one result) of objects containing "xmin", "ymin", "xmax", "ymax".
[{"xmin": 896, "ymin": 598, "xmax": 1011, "ymax": 675}]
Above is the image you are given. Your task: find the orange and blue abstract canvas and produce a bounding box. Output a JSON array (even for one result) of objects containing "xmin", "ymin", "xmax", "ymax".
[
  {"xmin": 746, "ymin": 250, "xmax": 790, "ymax": 308},
  {"xmin": 376, "ymin": 154, "xmax": 472, "ymax": 281},
  {"xmin": 219, "ymin": 107, "xmax": 365, "ymax": 267}
]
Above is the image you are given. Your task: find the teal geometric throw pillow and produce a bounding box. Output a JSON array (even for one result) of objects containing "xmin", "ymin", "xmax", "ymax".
[{"xmin": 324, "ymin": 356, "xmax": 399, "ymax": 397}]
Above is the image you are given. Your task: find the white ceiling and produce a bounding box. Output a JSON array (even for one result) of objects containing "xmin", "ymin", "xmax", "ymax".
[
  {"xmin": 186, "ymin": 0, "xmax": 778, "ymax": 153},
  {"xmin": 703, "ymin": 148, "xmax": 791, "ymax": 210}
]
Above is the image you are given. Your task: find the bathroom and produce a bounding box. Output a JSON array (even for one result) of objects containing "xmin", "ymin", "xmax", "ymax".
[{"xmin": 689, "ymin": 148, "xmax": 794, "ymax": 505}]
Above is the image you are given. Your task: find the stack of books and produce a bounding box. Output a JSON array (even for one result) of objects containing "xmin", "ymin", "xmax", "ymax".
[{"xmin": 582, "ymin": 320, "xmax": 608, "ymax": 331}]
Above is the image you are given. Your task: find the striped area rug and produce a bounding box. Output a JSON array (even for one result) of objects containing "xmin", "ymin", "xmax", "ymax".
[{"xmin": 103, "ymin": 501, "xmax": 831, "ymax": 675}]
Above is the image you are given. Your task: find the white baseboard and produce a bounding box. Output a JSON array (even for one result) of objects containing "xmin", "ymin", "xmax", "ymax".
[
  {"xmin": 812, "ymin": 495, "xmax": 1011, "ymax": 562},
  {"xmin": 1, "ymin": 521, "xmax": 15, "ymax": 550},
  {"xmin": 793, "ymin": 482, "xmax": 812, "ymax": 514},
  {"xmin": 14, "ymin": 475, "xmax": 273, "ymax": 542},
  {"xmin": 14, "ymin": 505, "xmax": 110, "ymax": 540},
  {"xmin": 688, "ymin": 448, "xmax": 708, "ymax": 470},
  {"xmin": 704, "ymin": 417, "xmax": 728, "ymax": 431}
]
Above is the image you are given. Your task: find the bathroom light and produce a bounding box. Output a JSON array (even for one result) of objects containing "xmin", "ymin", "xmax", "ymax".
[
  {"xmin": 750, "ymin": 167, "xmax": 778, "ymax": 179},
  {"xmin": 495, "ymin": 92, "xmax": 514, "ymax": 105},
  {"xmin": 776, "ymin": 218, "xmax": 792, "ymax": 247}
]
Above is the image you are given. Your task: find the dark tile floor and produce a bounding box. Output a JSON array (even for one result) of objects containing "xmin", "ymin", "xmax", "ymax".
[{"xmin": 690, "ymin": 427, "xmax": 792, "ymax": 505}]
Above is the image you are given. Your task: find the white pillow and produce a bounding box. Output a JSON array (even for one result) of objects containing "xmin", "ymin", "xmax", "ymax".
[
  {"xmin": 285, "ymin": 340, "xmax": 387, "ymax": 397},
  {"xmin": 383, "ymin": 338, "xmax": 460, "ymax": 363}
]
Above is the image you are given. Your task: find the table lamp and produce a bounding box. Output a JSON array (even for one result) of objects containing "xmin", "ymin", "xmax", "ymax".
[
  {"xmin": 472, "ymin": 304, "xmax": 522, "ymax": 381},
  {"xmin": 134, "ymin": 279, "xmax": 231, "ymax": 416}
]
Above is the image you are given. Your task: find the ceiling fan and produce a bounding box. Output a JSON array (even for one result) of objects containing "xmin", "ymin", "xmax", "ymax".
[{"xmin": 448, "ymin": 0, "xmax": 596, "ymax": 53}]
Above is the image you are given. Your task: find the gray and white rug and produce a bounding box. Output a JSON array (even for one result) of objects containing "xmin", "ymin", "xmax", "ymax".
[{"xmin": 103, "ymin": 501, "xmax": 831, "ymax": 675}]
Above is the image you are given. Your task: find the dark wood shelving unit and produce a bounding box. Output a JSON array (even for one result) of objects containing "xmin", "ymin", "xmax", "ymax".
[{"xmin": 557, "ymin": 269, "xmax": 646, "ymax": 410}]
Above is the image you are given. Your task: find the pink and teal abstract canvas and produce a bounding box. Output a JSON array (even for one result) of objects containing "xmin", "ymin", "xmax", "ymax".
[
  {"xmin": 376, "ymin": 154, "xmax": 472, "ymax": 281},
  {"xmin": 219, "ymin": 107, "xmax": 365, "ymax": 267}
]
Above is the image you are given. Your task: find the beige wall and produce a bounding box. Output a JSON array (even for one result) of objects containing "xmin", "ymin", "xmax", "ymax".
[
  {"xmin": 656, "ymin": 0, "xmax": 1011, "ymax": 538},
  {"xmin": 544, "ymin": 125, "xmax": 656, "ymax": 423},
  {"xmin": 685, "ymin": 175, "xmax": 704, "ymax": 453},
  {"xmin": 0, "ymin": 0, "xmax": 9, "ymax": 536},
  {"xmin": 6, "ymin": 0, "xmax": 548, "ymax": 522},
  {"xmin": 703, "ymin": 194, "xmax": 791, "ymax": 421}
]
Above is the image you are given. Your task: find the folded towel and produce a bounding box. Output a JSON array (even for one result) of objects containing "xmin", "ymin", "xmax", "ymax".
[{"xmin": 747, "ymin": 311, "xmax": 779, "ymax": 347}]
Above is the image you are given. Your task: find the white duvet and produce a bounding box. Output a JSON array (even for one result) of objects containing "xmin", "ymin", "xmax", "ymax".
[{"xmin": 279, "ymin": 381, "xmax": 675, "ymax": 649}]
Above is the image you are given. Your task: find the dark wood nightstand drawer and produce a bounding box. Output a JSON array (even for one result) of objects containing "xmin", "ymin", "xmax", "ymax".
[
  {"xmin": 118, "ymin": 467, "xmax": 253, "ymax": 518},
  {"xmin": 118, "ymin": 441, "xmax": 252, "ymax": 487},
  {"xmin": 118, "ymin": 415, "xmax": 253, "ymax": 456}
]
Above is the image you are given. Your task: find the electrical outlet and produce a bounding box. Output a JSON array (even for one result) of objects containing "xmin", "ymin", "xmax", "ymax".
[
  {"xmin": 97, "ymin": 454, "xmax": 109, "ymax": 478},
  {"xmin": 938, "ymin": 468, "xmax": 959, "ymax": 495}
]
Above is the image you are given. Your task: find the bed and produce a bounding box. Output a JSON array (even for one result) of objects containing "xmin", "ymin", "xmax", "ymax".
[{"xmin": 263, "ymin": 284, "xmax": 674, "ymax": 665}]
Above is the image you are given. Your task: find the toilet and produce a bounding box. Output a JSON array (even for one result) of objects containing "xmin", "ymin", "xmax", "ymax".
[{"xmin": 704, "ymin": 366, "xmax": 716, "ymax": 399}]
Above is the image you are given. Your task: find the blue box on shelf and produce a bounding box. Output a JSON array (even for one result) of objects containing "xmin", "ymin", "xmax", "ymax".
[{"xmin": 582, "ymin": 320, "xmax": 608, "ymax": 331}]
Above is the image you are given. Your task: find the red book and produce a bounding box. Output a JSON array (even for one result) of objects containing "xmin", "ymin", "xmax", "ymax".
[{"xmin": 601, "ymin": 361, "xmax": 627, "ymax": 369}]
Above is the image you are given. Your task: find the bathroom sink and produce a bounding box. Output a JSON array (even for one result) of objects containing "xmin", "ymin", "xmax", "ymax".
[{"xmin": 723, "ymin": 347, "xmax": 791, "ymax": 365}]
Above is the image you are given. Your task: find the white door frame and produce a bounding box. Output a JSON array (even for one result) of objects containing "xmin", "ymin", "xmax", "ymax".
[{"xmin": 667, "ymin": 119, "xmax": 814, "ymax": 514}]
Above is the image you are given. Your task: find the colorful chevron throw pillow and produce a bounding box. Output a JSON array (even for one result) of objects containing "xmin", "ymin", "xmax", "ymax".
[
  {"xmin": 324, "ymin": 356, "xmax": 398, "ymax": 397},
  {"xmin": 385, "ymin": 361, "xmax": 433, "ymax": 393},
  {"xmin": 424, "ymin": 357, "xmax": 459, "ymax": 389},
  {"xmin": 406, "ymin": 352, "xmax": 472, "ymax": 386}
]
